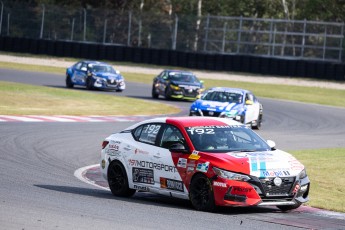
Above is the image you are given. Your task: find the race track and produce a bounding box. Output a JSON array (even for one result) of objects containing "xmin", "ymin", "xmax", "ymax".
[{"xmin": 1, "ymin": 68, "xmax": 345, "ymax": 229}]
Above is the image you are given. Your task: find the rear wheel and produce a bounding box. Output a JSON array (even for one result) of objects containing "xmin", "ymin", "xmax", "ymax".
[
  {"xmin": 189, "ymin": 174, "xmax": 215, "ymax": 212},
  {"xmin": 107, "ymin": 161, "xmax": 136, "ymax": 197},
  {"xmin": 65, "ymin": 75, "xmax": 74, "ymax": 88}
]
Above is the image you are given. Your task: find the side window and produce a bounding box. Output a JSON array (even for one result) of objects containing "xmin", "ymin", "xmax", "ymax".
[
  {"xmin": 74, "ymin": 62, "xmax": 82, "ymax": 70},
  {"xmin": 132, "ymin": 126, "xmax": 143, "ymax": 140},
  {"xmin": 138, "ymin": 124, "xmax": 162, "ymax": 145},
  {"xmin": 160, "ymin": 125, "xmax": 185, "ymax": 149}
]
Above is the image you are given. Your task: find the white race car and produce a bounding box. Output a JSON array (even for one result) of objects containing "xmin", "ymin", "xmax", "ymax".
[{"xmin": 100, "ymin": 117, "xmax": 309, "ymax": 212}]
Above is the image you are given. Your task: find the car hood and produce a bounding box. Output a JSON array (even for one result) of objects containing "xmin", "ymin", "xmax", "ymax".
[
  {"xmin": 200, "ymin": 149, "xmax": 304, "ymax": 178},
  {"xmin": 171, "ymin": 80, "xmax": 201, "ymax": 88},
  {"xmin": 193, "ymin": 100, "xmax": 242, "ymax": 112},
  {"xmin": 93, "ymin": 72, "xmax": 123, "ymax": 80}
]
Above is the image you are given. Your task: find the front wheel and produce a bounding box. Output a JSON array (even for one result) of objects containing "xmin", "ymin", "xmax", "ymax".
[
  {"xmin": 107, "ymin": 161, "xmax": 136, "ymax": 197},
  {"xmin": 189, "ymin": 174, "xmax": 215, "ymax": 212},
  {"xmin": 152, "ymin": 85, "xmax": 159, "ymax": 98},
  {"xmin": 252, "ymin": 113, "xmax": 262, "ymax": 130},
  {"xmin": 65, "ymin": 75, "xmax": 74, "ymax": 88},
  {"xmin": 86, "ymin": 77, "xmax": 94, "ymax": 90}
]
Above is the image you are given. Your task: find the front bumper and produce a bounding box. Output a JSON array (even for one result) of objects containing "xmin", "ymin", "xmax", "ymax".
[
  {"xmin": 93, "ymin": 78, "xmax": 126, "ymax": 90},
  {"xmin": 212, "ymin": 176, "xmax": 310, "ymax": 207}
]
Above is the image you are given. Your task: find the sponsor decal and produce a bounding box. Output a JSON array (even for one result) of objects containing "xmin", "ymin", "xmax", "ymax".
[
  {"xmin": 132, "ymin": 167, "xmax": 154, "ymax": 184},
  {"xmin": 213, "ymin": 181, "xmax": 227, "ymax": 188},
  {"xmin": 177, "ymin": 158, "xmax": 187, "ymax": 168},
  {"xmin": 128, "ymin": 159, "xmax": 177, "ymax": 173},
  {"xmin": 196, "ymin": 162, "xmax": 209, "ymax": 173},
  {"xmin": 134, "ymin": 148, "xmax": 149, "ymax": 155},
  {"xmin": 189, "ymin": 150, "xmax": 200, "ymax": 160},
  {"xmin": 232, "ymin": 186, "xmax": 253, "ymax": 193},
  {"xmin": 106, "ymin": 149, "xmax": 121, "ymax": 157},
  {"xmin": 160, "ymin": 178, "xmax": 184, "ymax": 192},
  {"xmin": 133, "ymin": 185, "xmax": 149, "ymax": 191},
  {"xmin": 187, "ymin": 166, "xmax": 195, "ymax": 172},
  {"xmin": 108, "ymin": 144, "xmax": 119, "ymax": 151},
  {"xmin": 261, "ymin": 170, "xmax": 290, "ymax": 177},
  {"xmin": 124, "ymin": 145, "xmax": 131, "ymax": 151},
  {"xmin": 101, "ymin": 159, "xmax": 106, "ymax": 169}
]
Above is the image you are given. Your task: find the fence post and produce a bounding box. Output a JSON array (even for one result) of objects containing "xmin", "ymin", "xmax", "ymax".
[
  {"xmin": 172, "ymin": 14, "xmax": 178, "ymax": 50},
  {"xmin": 323, "ymin": 25, "xmax": 327, "ymax": 60},
  {"xmin": 222, "ymin": 22, "xmax": 227, "ymax": 53},
  {"xmin": 127, "ymin": 11, "xmax": 132, "ymax": 46},
  {"xmin": 70, "ymin": 18, "xmax": 75, "ymax": 41},
  {"xmin": 203, "ymin": 14, "xmax": 210, "ymax": 52},
  {"xmin": 0, "ymin": 1, "xmax": 3, "ymax": 35},
  {"xmin": 83, "ymin": 8, "xmax": 86, "ymax": 41},
  {"xmin": 40, "ymin": 4, "xmax": 45, "ymax": 39},
  {"xmin": 339, "ymin": 23, "xmax": 344, "ymax": 61},
  {"xmin": 103, "ymin": 19, "xmax": 107, "ymax": 43},
  {"xmin": 301, "ymin": 19, "xmax": 306, "ymax": 58},
  {"xmin": 237, "ymin": 16, "xmax": 243, "ymax": 53},
  {"xmin": 268, "ymin": 18, "xmax": 273, "ymax": 55},
  {"xmin": 6, "ymin": 12, "xmax": 9, "ymax": 35}
]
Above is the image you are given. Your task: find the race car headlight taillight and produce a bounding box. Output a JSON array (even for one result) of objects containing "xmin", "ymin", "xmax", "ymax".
[
  {"xmin": 170, "ymin": 84, "xmax": 180, "ymax": 90},
  {"xmin": 102, "ymin": 141, "xmax": 109, "ymax": 149},
  {"xmin": 213, "ymin": 167, "xmax": 250, "ymax": 181},
  {"xmin": 299, "ymin": 168, "xmax": 307, "ymax": 179}
]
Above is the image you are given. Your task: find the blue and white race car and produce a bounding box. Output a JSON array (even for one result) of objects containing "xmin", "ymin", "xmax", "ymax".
[
  {"xmin": 65, "ymin": 61, "xmax": 125, "ymax": 92},
  {"xmin": 189, "ymin": 87, "xmax": 263, "ymax": 129}
]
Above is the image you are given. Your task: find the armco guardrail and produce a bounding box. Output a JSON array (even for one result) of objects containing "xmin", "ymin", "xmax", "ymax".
[{"xmin": 0, "ymin": 36, "xmax": 344, "ymax": 82}]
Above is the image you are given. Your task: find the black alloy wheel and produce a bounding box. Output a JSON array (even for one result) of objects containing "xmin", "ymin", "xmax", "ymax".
[
  {"xmin": 86, "ymin": 77, "xmax": 94, "ymax": 90},
  {"xmin": 189, "ymin": 174, "xmax": 216, "ymax": 212},
  {"xmin": 107, "ymin": 161, "xmax": 136, "ymax": 197},
  {"xmin": 164, "ymin": 87, "xmax": 172, "ymax": 100}
]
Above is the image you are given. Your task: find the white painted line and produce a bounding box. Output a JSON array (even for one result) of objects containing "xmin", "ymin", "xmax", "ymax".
[{"xmin": 74, "ymin": 164, "xmax": 109, "ymax": 191}]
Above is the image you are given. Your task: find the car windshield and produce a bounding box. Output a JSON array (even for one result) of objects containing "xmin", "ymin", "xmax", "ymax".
[
  {"xmin": 201, "ymin": 91, "xmax": 243, "ymax": 103},
  {"xmin": 90, "ymin": 65, "xmax": 116, "ymax": 73},
  {"xmin": 168, "ymin": 72, "xmax": 199, "ymax": 83},
  {"xmin": 185, "ymin": 125, "xmax": 270, "ymax": 152}
]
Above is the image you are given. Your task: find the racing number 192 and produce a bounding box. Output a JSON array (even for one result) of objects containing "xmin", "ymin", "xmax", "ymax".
[
  {"xmin": 188, "ymin": 128, "xmax": 215, "ymax": 135},
  {"xmin": 143, "ymin": 124, "xmax": 160, "ymax": 134}
]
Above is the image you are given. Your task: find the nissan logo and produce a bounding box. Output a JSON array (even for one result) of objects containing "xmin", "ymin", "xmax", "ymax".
[{"xmin": 273, "ymin": 177, "xmax": 282, "ymax": 186}]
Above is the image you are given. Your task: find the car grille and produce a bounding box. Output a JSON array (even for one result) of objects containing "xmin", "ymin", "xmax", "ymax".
[
  {"xmin": 107, "ymin": 79, "xmax": 118, "ymax": 86},
  {"xmin": 200, "ymin": 110, "xmax": 221, "ymax": 117},
  {"xmin": 181, "ymin": 88, "xmax": 198, "ymax": 97},
  {"xmin": 259, "ymin": 177, "xmax": 295, "ymax": 196}
]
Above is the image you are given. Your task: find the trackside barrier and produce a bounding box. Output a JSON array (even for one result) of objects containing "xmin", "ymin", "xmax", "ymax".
[{"xmin": 0, "ymin": 36, "xmax": 344, "ymax": 82}]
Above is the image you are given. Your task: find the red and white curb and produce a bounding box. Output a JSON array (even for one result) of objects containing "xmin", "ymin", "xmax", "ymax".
[{"xmin": 0, "ymin": 115, "xmax": 151, "ymax": 122}]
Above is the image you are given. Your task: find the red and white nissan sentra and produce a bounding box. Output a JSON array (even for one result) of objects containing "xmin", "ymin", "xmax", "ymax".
[{"xmin": 100, "ymin": 117, "xmax": 309, "ymax": 212}]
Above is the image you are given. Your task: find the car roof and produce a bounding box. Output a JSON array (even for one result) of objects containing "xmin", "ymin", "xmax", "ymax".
[
  {"xmin": 124, "ymin": 116, "xmax": 243, "ymax": 131},
  {"xmin": 165, "ymin": 69, "xmax": 194, "ymax": 74},
  {"xmin": 81, "ymin": 60, "xmax": 111, "ymax": 66},
  {"xmin": 206, "ymin": 87, "xmax": 250, "ymax": 94}
]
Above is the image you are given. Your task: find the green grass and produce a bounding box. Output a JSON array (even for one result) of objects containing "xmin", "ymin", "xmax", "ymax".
[
  {"xmin": 291, "ymin": 148, "xmax": 345, "ymax": 213},
  {"xmin": 0, "ymin": 81, "xmax": 180, "ymax": 115}
]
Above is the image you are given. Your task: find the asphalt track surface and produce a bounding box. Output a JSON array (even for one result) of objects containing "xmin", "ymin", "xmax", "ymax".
[{"xmin": 1, "ymin": 69, "xmax": 345, "ymax": 229}]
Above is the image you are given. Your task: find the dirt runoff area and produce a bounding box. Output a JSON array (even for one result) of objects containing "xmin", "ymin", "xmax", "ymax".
[{"xmin": 0, "ymin": 53, "xmax": 344, "ymax": 90}]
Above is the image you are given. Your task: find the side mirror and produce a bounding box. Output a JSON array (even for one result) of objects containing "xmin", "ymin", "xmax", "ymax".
[
  {"xmin": 169, "ymin": 143, "xmax": 189, "ymax": 153},
  {"xmin": 245, "ymin": 100, "xmax": 253, "ymax": 105},
  {"xmin": 81, "ymin": 67, "xmax": 87, "ymax": 72},
  {"xmin": 266, "ymin": 140, "xmax": 276, "ymax": 150}
]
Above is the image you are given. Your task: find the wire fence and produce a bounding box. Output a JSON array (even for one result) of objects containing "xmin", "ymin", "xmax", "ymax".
[{"xmin": 0, "ymin": 2, "xmax": 344, "ymax": 62}]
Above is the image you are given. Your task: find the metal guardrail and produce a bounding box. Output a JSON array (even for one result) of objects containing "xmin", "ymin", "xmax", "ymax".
[{"xmin": 0, "ymin": 2, "xmax": 344, "ymax": 62}]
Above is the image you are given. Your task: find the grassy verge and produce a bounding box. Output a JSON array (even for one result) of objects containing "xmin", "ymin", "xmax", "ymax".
[
  {"xmin": 0, "ymin": 61, "xmax": 344, "ymax": 108},
  {"xmin": 0, "ymin": 81, "xmax": 180, "ymax": 115},
  {"xmin": 291, "ymin": 148, "xmax": 345, "ymax": 213}
]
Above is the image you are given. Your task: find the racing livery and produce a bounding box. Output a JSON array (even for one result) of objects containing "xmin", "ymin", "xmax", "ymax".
[
  {"xmin": 189, "ymin": 87, "xmax": 263, "ymax": 129},
  {"xmin": 66, "ymin": 60, "xmax": 125, "ymax": 92},
  {"xmin": 101, "ymin": 117, "xmax": 309, "ymax": 212},
  {"xmin": 152, "ymin": 70, "xmax": 204, "ymax": 100}
]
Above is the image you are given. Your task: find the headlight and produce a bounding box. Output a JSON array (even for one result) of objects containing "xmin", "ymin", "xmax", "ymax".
[
  {"xmin": 213, "ymin": 167, "xmax": 250, "ymax": 181},
  {"xmin": 170, "ymin": 84, "xmax": 180, "ymax": 90},
  {"xmin": 299, "ymin": 168, "xmax": 307, "ymax": 179}
]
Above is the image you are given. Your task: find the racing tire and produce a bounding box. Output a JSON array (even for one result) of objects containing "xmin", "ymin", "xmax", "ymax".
[
  {"xmin": 86, "ymin": 77, "xmax": 94, "ymax": 90},
  {"xmin": 152, "ymin": 86, "xmax": 159, "ymax": 99},
  {"xmin": 189, "ymin": 174, "xmax": 216, "ymax": 212},
  {"xmin": 277, "ymin": 201, "xmax": 302, "ymax": 212},
  {"xmin": 164, "ymin": 87, "xmax": 172, "ymax": 100},
  {"xmin": 65, "ymin": 75, "xmax": 74, "ymax": 88},
  {"xmin": 107, "ymin": 161, "xmax": 136, "ymax": 197},
  {"xmin": 252, "ymin": 114, "xmax": 262, "ymax": 130}
]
